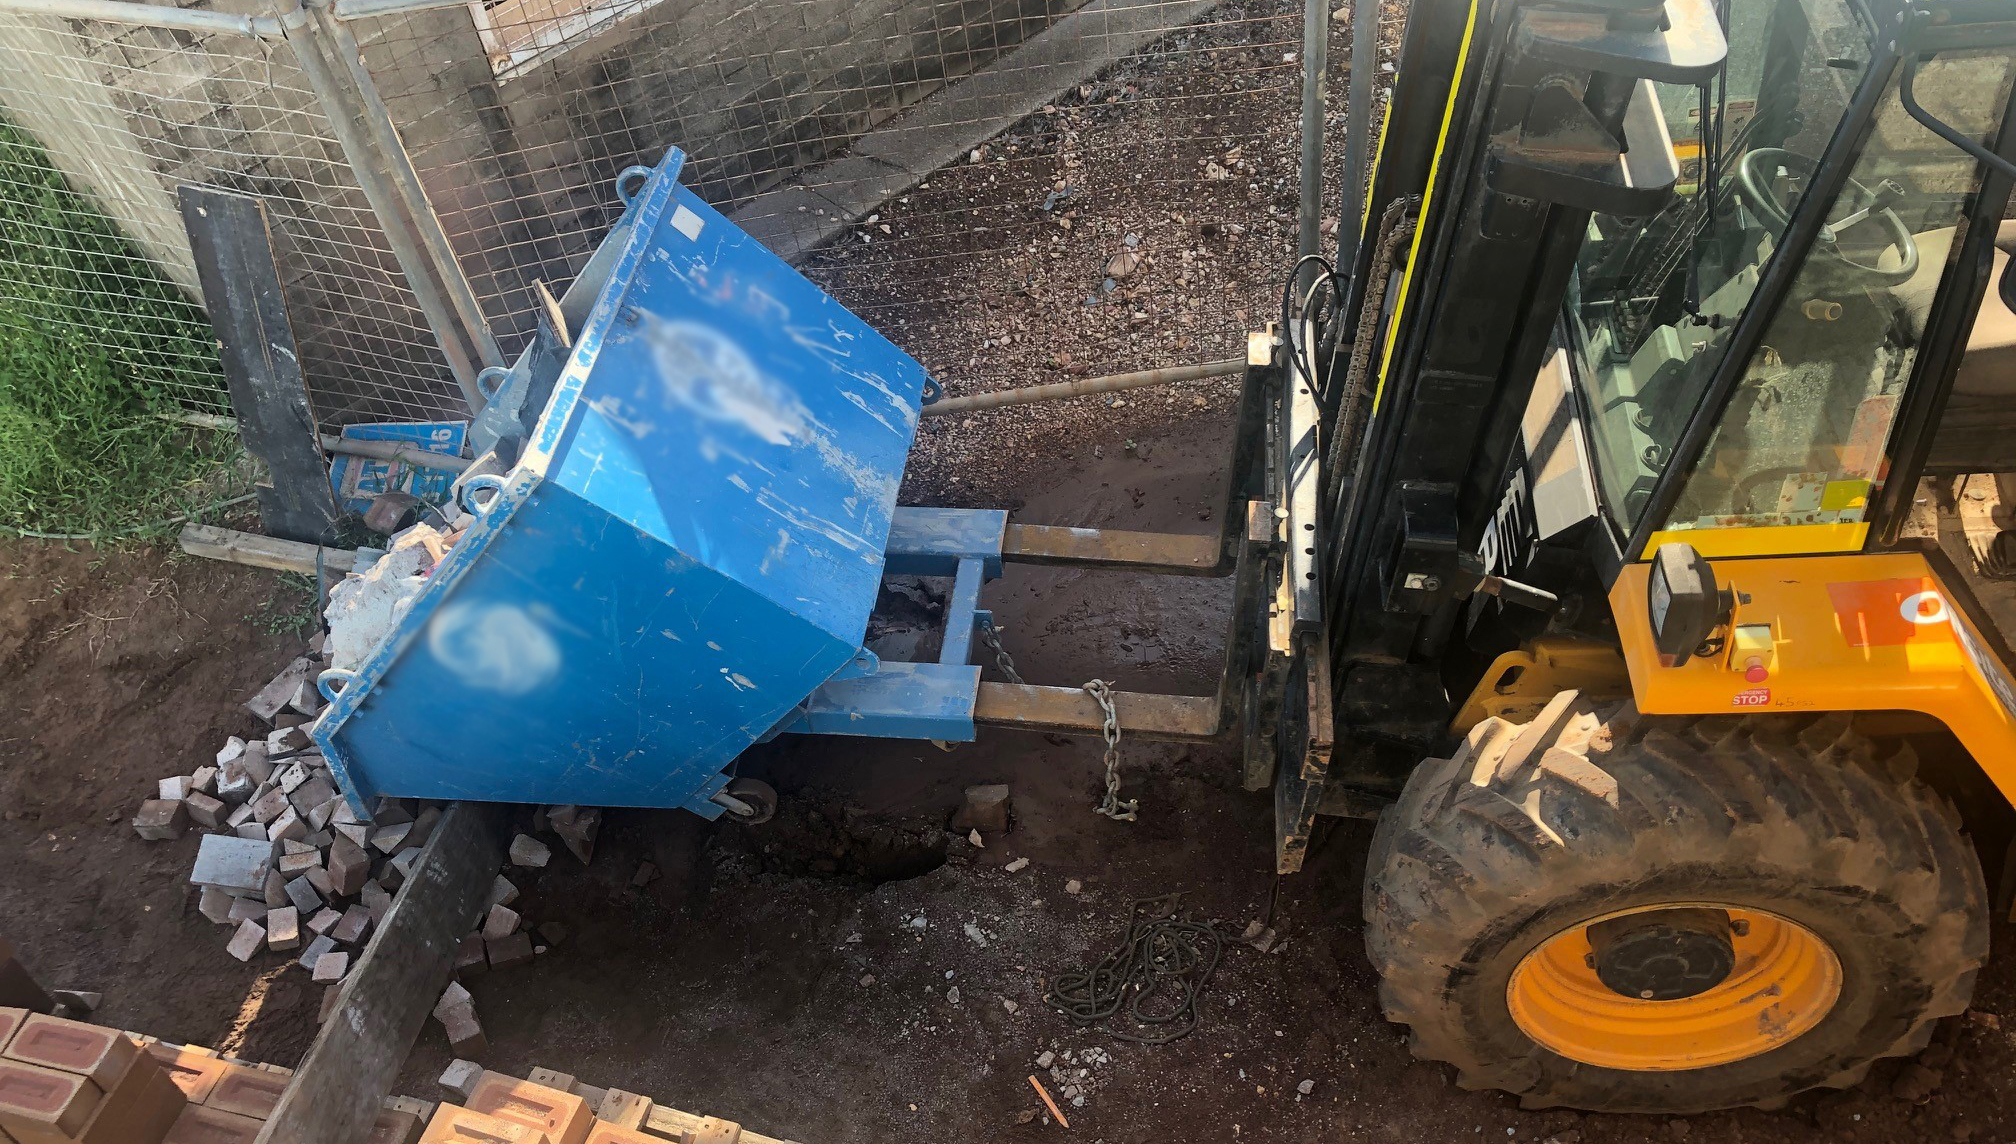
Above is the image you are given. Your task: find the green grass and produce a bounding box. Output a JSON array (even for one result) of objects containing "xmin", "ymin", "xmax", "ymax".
[
  {"xmin": 0, "ymin": 115, "xmax": 243, "ymax": 538},
  {"xmin": 255, "ymin": 572, "xmax": 322, "ymax": 637}
]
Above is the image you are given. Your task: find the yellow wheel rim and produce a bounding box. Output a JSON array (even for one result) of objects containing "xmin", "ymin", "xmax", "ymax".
[{"xmin": 1506, "ymin": 905, "xmax": 1842, "ymax": 1071}]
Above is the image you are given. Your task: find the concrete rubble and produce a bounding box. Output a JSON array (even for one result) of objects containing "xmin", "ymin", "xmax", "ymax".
[
  {"xmin": 508, "ymin": 834, "xmax": 551, "ymax": 868},
  {"xmin": 950, "ymin": 783, "xmax": 1012, "ymax": 835},
  {"xmin": 324, "ymin": 523, "xmax": 453, "ymax": 673}
]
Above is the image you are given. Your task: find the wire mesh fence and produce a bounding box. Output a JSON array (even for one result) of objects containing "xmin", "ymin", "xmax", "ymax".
[
  {"xmin": 351, "ymin": 0, "xmax": 1311, "ymax": 405},
  {"xmin": 0, "ymin": 8, "xmax": 464, "ymax": 426},
  {"xmin": 0, "ymin": 0, "xmax": 1393, "ymax": 452}
]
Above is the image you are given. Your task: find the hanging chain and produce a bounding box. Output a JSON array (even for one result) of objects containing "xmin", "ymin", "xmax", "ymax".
[
  {"xmin": 978, "ymin": 616, "xmax": 1025, "ymax": 684},
  {"xmin": 1085, "ymin": 679, "xmax": 1138, "ymax": 822},
  {"xmin": 982, "ymin": 620, "xmax": 1136, "ymax": 821}
]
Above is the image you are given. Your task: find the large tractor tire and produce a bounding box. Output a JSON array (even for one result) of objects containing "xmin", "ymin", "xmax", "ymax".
[{"xmin": 1363, "ymin": 692, "xmax": 1988, "ymax": 1113}]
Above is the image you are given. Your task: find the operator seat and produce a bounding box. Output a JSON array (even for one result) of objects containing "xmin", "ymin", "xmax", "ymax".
[
  {"xmin": 1892, "ymin": 220, "xmax": 2016, "ymax": 398},
  {"xmin": 1913, "ymin": 220, "xmax": 2016, "ymax": 474}
]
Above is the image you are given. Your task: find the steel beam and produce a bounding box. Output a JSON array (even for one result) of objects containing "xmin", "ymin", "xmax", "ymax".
[
  {"xmin": 1002, "ymin": 525, "xmax": 1220, "ymax": 575},
  {"xmin": 923, "ymin": 359, "xmax": 1244, "ymax": 416},
  {"xmin": 0, "ymin": 0, "xmax": 280, "ymax": 37},
  {"xmin": 974, "ymin": 683, "xmax": 1221, "ymax": 740}
]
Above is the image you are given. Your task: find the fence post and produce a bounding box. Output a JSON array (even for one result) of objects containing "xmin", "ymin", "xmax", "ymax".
[
  {"xmin": 1295, "ymin": 0, "xmax": 1331, "ymax": 296},
  {"xmin": 1338, "ymin": 0, "xmax": 1379, "ymax": 263},
  {"xmin": 271, "ymin": 0, "xmax": 501, "ymax": 411}
]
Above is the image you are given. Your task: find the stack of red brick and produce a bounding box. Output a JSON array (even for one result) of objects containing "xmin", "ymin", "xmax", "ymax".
[
  {"xmin": 0, "ymin": 1012, "xmax": 432, "ymax": 1144},
  {"xmin": 142, "ymin": 1039, "xmax": 430, "ymax": 1144},
  {"xmin": 422, "ymin": 1070, "xmax": 750, "ymax": 1144},
  {"xmin": 0, "ymin": 1010, "xmax": 183, "ymax": 1143}
]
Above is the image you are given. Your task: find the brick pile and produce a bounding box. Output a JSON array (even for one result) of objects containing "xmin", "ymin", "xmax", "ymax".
[
  {"xmin": 127, "ymin": 644, "xmax": 454, "ymax": 1005},
  {"xmin": 127, "ymin": 614, "xmax": 614, "ymax": 1022},
  {"xmin": 421, "ymin": 1067, "xmax": 789, "ymax": 1144},
  {"xmin": 144, "ymin": 1036, "xmax": 432, "ymax": 1144},
  {"xmin": 4, "ymin": 1012, "xmax": 798, "ymax": 1144}
]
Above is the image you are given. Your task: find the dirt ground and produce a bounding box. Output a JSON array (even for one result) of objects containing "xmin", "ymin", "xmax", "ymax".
[
  {"xmin": 5, "ymin": 1, "xmax": 2016, "ymax": 1140},
  {"xmin": 5, "ymin": 415, "xmax": 2016, "ymax": 1144}
]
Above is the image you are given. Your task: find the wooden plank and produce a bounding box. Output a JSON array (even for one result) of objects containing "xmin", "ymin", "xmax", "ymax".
[
  {"xmin": 179, "ymin": 524, "xmax": 357, "ymax": 576},
  {"xmin": 178, "ymin": 185, "xmax": 341, "ymax": 543},
  {"xmin": 256, "ymin": 803, "xmax": 505, "ymax": 1144},
  {"xmin": 644, "ymin": 1104, "xmax": 801, "ymax": 1144}
]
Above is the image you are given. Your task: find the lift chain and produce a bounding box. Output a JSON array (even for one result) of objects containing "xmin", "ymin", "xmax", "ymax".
[
  {"xmin": 1085, "ymin": 679, "xmax": 1138, "ymax": 823},
  {"xmin": 978, "ymin": 617, "xmax": 1025, "ymax": 685},
  {"xmin": 983, "ymin": 621, "xmax": 1137, "ymax": 821}
]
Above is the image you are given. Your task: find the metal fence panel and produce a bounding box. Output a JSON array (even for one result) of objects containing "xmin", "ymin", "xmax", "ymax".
[
  {"xmin": 0, "ymin": 8, "xmax": 464, "ymax": 426},
  {"xmin": 0, "ymin": 0, "xmax": 1396, "ymax": 454},
  {"xmin": 347, "ymin": 0, "xmax": 1308, "ymax": 407}
]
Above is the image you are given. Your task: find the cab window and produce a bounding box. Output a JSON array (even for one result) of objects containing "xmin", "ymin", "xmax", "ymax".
[
  {"xmin": 1565, "ymin": 0, "xmax": 1867, "ymax": 530},
  {"xmin": 1663, "ymin": 51, "xmax": 2016, "ymax": 535}
]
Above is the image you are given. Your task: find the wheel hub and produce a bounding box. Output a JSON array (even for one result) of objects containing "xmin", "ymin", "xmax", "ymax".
[
  {"xmin": 1506, "ymin": 904, "xmax": 1842, "ymax": 1071},
  {"xmin": 1586, "ymin": 907, "xmax": 1736, "ymax": 1001}
]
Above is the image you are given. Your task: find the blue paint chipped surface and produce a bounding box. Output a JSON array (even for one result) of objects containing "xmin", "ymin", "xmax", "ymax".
[{"xmin": 311, "ymin": 151, "xmax": 933, "ymax": 816}]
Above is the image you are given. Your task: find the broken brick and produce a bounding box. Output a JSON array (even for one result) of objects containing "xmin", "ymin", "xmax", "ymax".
[
  {"xmin": 508, "ymin": 835, "xmax": 550, "ymax": 868},
  {"xmin": 133, "ymin": 800, "xmax": 188, "ymax": 842},
  {"xmin": 249, "ymin": 788, "xmax": 289, "ymax": 825},
  {"xmin": 304, "ymin": 864, "xmax": 336, "ymax": 898},
  {"xmin": 327, "ymin": 836, "xmax": 371, "ymax": 896},
  {"xmin": 225, "ymin": 920, "xmax": 266, "ymax": 963},
  {"xmin": 264, "ymin": 908, "xmax": 300, "ymax": 952},
  {"xmin": 284, "ymin": 875, "xmax": 324, "ymax": 915},
  {"xmin": 437, "ymin": 1004, "xmax": 488, "ymax": 1058},
  {"xmin": 480, "ymin": 905, "xmax": 519, "ymax": 942},
  {"xmin": 438, "ymin": 1058, "xmax": 482, "ymax": 1102},
  {"xmin": 311, "ymin": 952, "xmax": 348, "ymax": 984},
  {"xmin": 371, "ymin": 822, "xmax": 414, "ymax": 855},
  {"xmin": 332, "ymin": 905, "xmax": 372, "ymax": 945},
  {"xmin": 198, "ymin": 887, "xmax": 235, "ymax": 925},
  {"xmin": 296, "ymin": 934, "xmax": 336, "ymax": 974},
  {"xmin": 453, "ymin": 935, "xmax": 487, "ymax": 981},
  {"xmin": 485, "ymin": 932, "xmax": 534, "ymax": 970},
  {"xmin": 184, "ymin": 792, "xmax": 227, "ymax": 829}
]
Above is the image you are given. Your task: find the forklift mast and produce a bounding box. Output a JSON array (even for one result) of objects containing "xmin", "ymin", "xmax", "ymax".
[{"xmin": 1318, "ymin": 0, "xmax": 1726, "ymax": 778}]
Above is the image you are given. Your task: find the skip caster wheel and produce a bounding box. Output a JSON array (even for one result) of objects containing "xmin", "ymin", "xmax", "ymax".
[{"xmin": 715, "ymin": 778, "xmax": 778, "ymax": 824}]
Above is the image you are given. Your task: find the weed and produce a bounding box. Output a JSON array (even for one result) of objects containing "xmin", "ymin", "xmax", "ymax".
[
  {"xmin": 0, "ymin": 114, "xmax": 240, "ymax": 537},
  {"xmin": 256, "ymin": 572, "xmax": 322, "ymax": 638}
]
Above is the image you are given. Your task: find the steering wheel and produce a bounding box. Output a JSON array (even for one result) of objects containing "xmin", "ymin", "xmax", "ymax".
[{"xmin": 1734, "ymin": 147, "xmax": 1920, "ymax": 287}]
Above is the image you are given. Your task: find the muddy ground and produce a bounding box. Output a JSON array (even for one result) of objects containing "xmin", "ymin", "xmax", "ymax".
[{"xmin": 5, "ymin": 416, "xmax": 2016, "ymax": 1144}]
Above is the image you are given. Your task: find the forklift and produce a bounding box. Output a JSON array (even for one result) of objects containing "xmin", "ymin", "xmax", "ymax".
[{"xmin": 1264, "ymin": 0, "xmax": 2016, "ymax": 1116}]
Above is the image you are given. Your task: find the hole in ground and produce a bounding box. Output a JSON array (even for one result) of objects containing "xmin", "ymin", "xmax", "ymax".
[{"xmin": 714, "ymin": 792, "xmax": 948, "ymax": 885}]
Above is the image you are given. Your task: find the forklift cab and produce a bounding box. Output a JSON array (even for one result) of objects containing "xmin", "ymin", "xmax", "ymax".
[
  {"xmin": 1323, "ymin": 0, "xmax": 2016, "ymax": 1114},
  {"xmin": 1566, "ymin": 0, "xmax": 2016, "ymax": 563}
]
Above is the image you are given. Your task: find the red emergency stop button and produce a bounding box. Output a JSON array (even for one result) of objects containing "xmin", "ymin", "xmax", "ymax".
[{"xmin": 1744, "ymin": 658, "xmax": 1769, "ymax": 684}]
